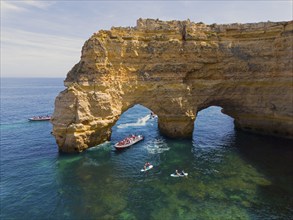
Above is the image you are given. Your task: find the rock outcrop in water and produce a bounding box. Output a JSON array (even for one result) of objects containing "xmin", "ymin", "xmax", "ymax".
[{"xmin": 52, "ymin": 18, "xmax": 293, "ymax": 152}]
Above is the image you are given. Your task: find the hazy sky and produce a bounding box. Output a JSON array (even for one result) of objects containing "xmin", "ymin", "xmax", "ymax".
[{"xmin": 1, "ymin": 0, "xmax": 292, "ymax": 78}]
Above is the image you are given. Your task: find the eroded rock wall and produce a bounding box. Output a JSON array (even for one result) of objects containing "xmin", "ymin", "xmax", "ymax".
[{"xmin": 52, "ymin": 19, "xmax": 293, "ymax": 152}]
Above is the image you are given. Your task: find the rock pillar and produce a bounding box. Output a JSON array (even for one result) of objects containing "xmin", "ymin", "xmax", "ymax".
[{"xmin": 158, "ymin": 116, "xmax": 195, "ymax": 138}]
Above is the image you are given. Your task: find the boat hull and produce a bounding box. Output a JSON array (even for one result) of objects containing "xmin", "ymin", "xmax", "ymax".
[{"xmin": 28, "ymin": 118, "xmax": 51, "ymax": 121}]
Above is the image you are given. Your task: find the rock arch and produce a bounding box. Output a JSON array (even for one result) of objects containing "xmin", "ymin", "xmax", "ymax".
[{"xmin": 52, "ymin": 19, "xmax": 293, "ymax": 153}]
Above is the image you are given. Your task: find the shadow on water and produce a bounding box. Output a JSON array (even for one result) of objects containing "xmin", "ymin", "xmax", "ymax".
[
  {"xmin": 232, "ymin": 131, "xmax": 293, "ymax": 218},
  {"xmin": 233, "ymin": 130, "xmax": 293, "ymax": 191},
  {"xmin": 191, "ymin": 106, "xmax": 293, "ymax": 219}
]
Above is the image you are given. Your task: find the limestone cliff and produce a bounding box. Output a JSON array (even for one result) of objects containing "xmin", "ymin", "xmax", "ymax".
[{"xmin": 52, "ymin": 18, "xmax": 293, "ymax": 153}]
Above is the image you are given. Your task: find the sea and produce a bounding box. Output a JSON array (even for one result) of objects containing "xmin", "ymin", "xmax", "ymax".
[{"xmin": 1, "ymin": 78, "xmax": 292, "ymax": 220}]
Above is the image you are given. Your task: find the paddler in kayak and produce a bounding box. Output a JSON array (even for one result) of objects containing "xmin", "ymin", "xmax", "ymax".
[
  {"xmin": 144, "ymin": 162, "xmax": 151, "ymax": 170},
  {"xmin": 175, "ymin": 170, "xmax": 186, "ymax": 176}
]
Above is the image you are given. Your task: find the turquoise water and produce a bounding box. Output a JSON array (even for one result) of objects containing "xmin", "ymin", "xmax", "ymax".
[{"xmin": 1, "ymin": 78, "xmax": 292, "ymax": 219}]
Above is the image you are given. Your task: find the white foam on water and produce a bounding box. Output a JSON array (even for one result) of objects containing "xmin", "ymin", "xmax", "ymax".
[
  {"xmin": 117, "ymin": 114, "xmax": 151, "ymax": 129},
  {"xmin": 83, "ymin": 158, "xmax": 100, "ymax": 167},
  {"xmin": 145, "ymin": 139, "xmax": 170, "ymax": 154}
]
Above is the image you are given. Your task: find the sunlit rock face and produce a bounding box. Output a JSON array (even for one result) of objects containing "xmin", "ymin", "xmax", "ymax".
[{"xmin": 52, "ymin": 18, "xmax": 293, "ymax": 153}]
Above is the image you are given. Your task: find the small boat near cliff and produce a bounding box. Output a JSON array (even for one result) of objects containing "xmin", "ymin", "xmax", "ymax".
[
  {"xmin": 28, "ymin": 115, "xmax": 51, "ymax": 121},
  {"xmin": 114, "ymin": 134, "xmax": 144, "ymax": 150},
  {"xmin": 150, "ymin": 112, "xmax": 157, "ymax": 119}
]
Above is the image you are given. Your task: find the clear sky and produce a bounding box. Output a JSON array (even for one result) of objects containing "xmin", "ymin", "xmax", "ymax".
[{"xmin": 1, "ymin": 0, "xmax": 292, "ymax": 78}]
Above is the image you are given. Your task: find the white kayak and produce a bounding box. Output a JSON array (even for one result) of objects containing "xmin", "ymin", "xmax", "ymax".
[
  {"xmin": 170, "ymin": 173, "xmax": 188, "ymax": 177},
  {"xmin": 141, "ymin": 165, "xmax": 153, "ymax": 172}
]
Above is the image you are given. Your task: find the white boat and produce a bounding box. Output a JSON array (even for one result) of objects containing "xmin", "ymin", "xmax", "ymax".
[
  {"xmin": 114, "ymin": 135, "xmax": 144, "ymax": 150},
  {"xmin": 28, "ymin": 115, "xmax": 51, "ymax": 121}
]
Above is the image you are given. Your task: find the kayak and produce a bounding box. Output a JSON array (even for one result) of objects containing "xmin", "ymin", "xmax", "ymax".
[
  {"xmin": 141, "ymin": 165, "xmax": 153, "ymax": 172},
  {"xmin": 170, "ymin": 173, "xmax": 188, "ymax": 177}
]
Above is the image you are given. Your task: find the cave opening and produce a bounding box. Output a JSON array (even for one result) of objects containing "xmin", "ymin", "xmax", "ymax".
[
  {"xmin": 110, "ymin": 104, "xmax": 159, "ymax": 145},
  {"xmin": 193, "ymin": 106, "xmax": 235, "ymax": 147}
]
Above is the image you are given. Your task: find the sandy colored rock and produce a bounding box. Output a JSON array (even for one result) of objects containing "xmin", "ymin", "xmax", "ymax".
[{"xmin": 51, "ymin": 18, "xmax": 293, "ymax": 153}]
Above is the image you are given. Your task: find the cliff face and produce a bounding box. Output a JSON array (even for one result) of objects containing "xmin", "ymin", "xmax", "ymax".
[{"xmin": 52, "ymin": 18, "xmax": 293, "ymax": 153}]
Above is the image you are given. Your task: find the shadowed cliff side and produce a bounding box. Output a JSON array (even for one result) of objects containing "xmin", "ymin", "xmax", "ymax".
[{"xmin": 51, "ymin": 18, "xmax": 293, "ymax": 153}]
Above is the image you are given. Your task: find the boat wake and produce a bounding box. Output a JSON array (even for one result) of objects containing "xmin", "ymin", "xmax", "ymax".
[
  {"xmin": 145, "ymin": 139, "xmax": 170, "ymax": 154},
  {"xmin": 83, "ymin": 158, "xmax": 100, "ymax": 167},
  {"xmin": 117, "ymin": 114, "xmax": 151, "ymax": 129}
]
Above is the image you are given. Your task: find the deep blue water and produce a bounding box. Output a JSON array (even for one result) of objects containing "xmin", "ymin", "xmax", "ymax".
[{"xmin": 1, "ymin": 78, "xmax": 292, "ymax": 219}]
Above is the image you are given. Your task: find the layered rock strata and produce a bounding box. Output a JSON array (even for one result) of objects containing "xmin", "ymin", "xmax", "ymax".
[{"xmin": 52, "ymin": 18, "xmax": 293, "ymax": 153}]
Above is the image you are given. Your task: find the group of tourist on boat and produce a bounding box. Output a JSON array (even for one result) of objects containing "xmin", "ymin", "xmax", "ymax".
[
  {"xmin": 114, "ymin": 134, "xmax": 144, "ymax": 150},
  {"xmin": 116, "ymin": 134, "xmax": 137, "ymax": 145},
  {"xmin": 28, "ymin": 115, "xmax": 51, "ymax": 121}
]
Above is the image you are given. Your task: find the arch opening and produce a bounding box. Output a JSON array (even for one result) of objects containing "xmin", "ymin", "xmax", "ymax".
[
  {"xmin": 193, "ymin": 106, "xmax": 235, "ymax": 147},
  {"xmin": 110, "ymin": 104, "xmax": 159, "ymax": 145}
]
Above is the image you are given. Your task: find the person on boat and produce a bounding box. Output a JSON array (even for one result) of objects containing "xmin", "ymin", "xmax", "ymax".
[
  {"xmin": 180, "ymin": 170, "xmax": 185, "ymax": 175},
  {"xmin": 175, "ymin": 169, "xmax": 180, "ymax": 176},
  {"xmin": 130, "ymin": 134, "xmax": 135, "ymax": 140},
  {"xmin": 150, "ymin": 112, "xmax": 155, "ymax": 118}
]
